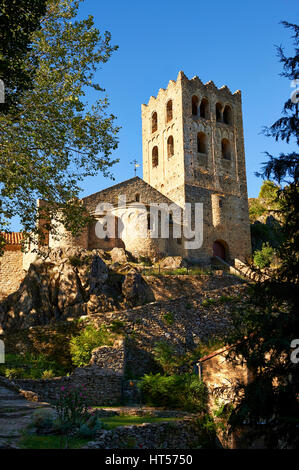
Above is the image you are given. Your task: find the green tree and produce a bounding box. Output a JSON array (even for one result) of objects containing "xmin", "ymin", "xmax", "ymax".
[
  {"xmin": 226, "ymin": 22, "xmax": 299, "ymax": 448},
  {"xmin": 0, "ymin": 0, "xmax": 119, "ymax": 252},
  {"xmin": 0, "ymin": 0, "xmax": 47, "ymax": 113}
]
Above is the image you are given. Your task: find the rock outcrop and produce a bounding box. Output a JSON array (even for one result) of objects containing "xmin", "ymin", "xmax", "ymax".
[
  {"xmin": 159, "ymin": 256, "xmax": 188, "ymax": 269},
  {"xmin": 122, "ymin": 271, "xmax": 155, "ymax": 307},
  {"xmin": 0, "ymin": 248, "xmax": 143, "ymax": 333}
]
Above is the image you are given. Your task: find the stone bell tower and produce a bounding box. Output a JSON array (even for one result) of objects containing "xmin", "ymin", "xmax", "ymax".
[{"xmin": 141, "ymin": 71, "xmax": 251, "ymax": 263}]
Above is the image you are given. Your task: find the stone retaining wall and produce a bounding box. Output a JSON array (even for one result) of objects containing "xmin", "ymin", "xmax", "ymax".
[
  {"xmin": 14, "ymin": 365, "xmax": 123, "ymax": 405},
  {"xmin": 87, "ymin": 284, "xmax": 247, "ymax": 377},
  {"xmin": 84, "ymin": 417, "xmax": 206, "ymax": 449},
  {"xmin": 0, "ymin": 250, "xmax": 24, "ymax": 299}
]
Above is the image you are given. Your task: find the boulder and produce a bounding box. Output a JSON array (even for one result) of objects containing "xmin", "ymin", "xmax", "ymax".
[
  {"xmin": 109, "ymin": 247, "xmax": 129, "ymax": 264},
  {"xmin": 159, "ymin": 256, "xmax": 188, "ymax": 270},
  {"xmin": 122, "ymin": 272, "xmax": 154, "ymax": 307}
]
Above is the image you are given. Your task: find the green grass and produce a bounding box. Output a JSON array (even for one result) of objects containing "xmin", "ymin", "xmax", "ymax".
[
  {"xmin": 0, "ymin": 353, "xmax": 69, "ymax": 379},
  {"xmin": 18, "ymin": 415, "xmax": 180, "ymax": 448},
  {"xmin": 19, "ymin": 434, "xmax": 89, "ymax": 449},
  {"xmin": 100, "ymin": 415, "xmax": 179, "ymax": 429}
]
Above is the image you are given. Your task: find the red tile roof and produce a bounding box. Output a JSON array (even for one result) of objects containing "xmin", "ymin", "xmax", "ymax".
[{"xmin": 1, "ymin": 232, "xmax": 24, "ymax": 245}]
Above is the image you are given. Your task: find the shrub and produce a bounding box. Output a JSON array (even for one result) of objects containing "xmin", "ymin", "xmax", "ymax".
[
  {"xmin": 54, "ymin": 384, "xmax": 91, "ymax": 431},
  {"xmin": 139, "ymin": 256, "xmax": 153, "ymax": 266},
  {"xmin": 70, "ymin": 325, "xmax": 114, "ymax": 367},
  {"xmin": 42, "ymin": 369, "xmax": 55, "ymax": 379},
  {"xmin": 69, "ymin": 255, "xmax": 84, "ymax": 267},
  {"xmin": 4, "ymin": 367, "xmax": 24, "ymax": 379},
  {"xmin": 138, "ymin": 372, "xmax": 207, "ymax": 411},
  {"xmin": 31, "ymin": 409, "xmax": 56, "ymax": 432},
  {"xmin": 162, "ymin": 312, "xmax": 174, "ymax": 325},
  {"xmin": 194, "ymin": 415, "xmax": 218, "ymax": 449},
  {"xmin": 153, "ymin": 341, "xmax": 180, "ymax": 374},
  {"xmin": 108, "ymin": 319, "xmax": 126, "ymax": 334},
  {"xmin": 77, "ymin": 415, "xmax": 102, "ymax": 438},
  {"xmin": 253, "ymin": 243, "xmax": 275, "ymax": 268},
  {"xmin": 138, "ymin": 372, "xmax": 184, "ymax": 408}
]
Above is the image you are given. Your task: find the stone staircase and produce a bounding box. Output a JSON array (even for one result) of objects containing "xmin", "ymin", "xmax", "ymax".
[{"xmin": 0, "ymin": 383, "xmax": 51, "ymax": 448}]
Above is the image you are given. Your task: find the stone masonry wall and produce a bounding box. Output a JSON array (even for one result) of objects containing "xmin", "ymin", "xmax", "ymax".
[
  {"xmin": 15, "ymin": 369, "xmax": 123, "ymax": 405},
  {"xmin": 0, "ymin": 249, "xmax": 24, "ymax": 299},
  {"xmin": 82, "ymin": 177, "xmax": 185, "ymax": 259},
  {"xmin": 141, "ymin": 71, "xmax": 251, "ymax": 263},
  {"xmin": 14, "ymin": 340, "xmax": 126, "ymax": 405},
  {"xmin": 85, "ymin": 417, "xmax": 204, "ymax": 449}
]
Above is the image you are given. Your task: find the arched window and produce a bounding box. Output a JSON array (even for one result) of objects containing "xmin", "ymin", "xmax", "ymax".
[
  {"xmin": 221, "ymin": 138, "xmax": 231, "ymax": 160},
  {"xmin": 197, "ymin": 132, "xmax": 207, "ymax": 154},
  {"xmin": 216, "ymin": 102, "xmax": 223, "ymax": 122},
  {"xmin": 192, "ymin": 95, "xmax": 199, "ymax": 115},
  {"xmin": 199, "ymin": 98, "xmax": 209, "ymax": 119},
  {"xmin": 152, "ymin": 112, "xmax": 158, "ymax": 133},
  {"xmin": 152, "ymin": 146, "xmax": 159, "ymax": 167},
  {"xmin": 135, "ymin": 194, "xmax": 140, "ymax": 202},
  {"xmin": 223, "ymin": 105, "xmax": 232, "ymax": 125},
  {"xmin": 166, "ymin": 100, "xmax": 173, "ymax": 122},
  {"xmin": 167, "ymin": 135, "xmax": 174, "ymax": 158}
]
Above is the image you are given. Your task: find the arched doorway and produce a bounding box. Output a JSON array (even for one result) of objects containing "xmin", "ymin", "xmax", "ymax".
[{"xmin": 213, "ymin": 240, "xmax": 227, "ymax": 260}]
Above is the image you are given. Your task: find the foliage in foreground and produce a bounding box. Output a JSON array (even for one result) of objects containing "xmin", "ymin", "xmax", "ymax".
[
  {"xmin": 138, "ymin": 372, "xmax": 207, "ymax": 412},
  {"xmin": 225, "ymin": 21, "xmax": 299, "ymax": 449},
  {"xmin": 253, "ymin": 243, "xmax": 276, "ymax": 268},
  {"xmin": 0, "ymin": 0, "xmax": 119, "ymax": 253},
  {"xmin": 69, "ymin": 325, "xmax": 116, "ymax": 367},
  {"xmin": 0, "ymin": 352, "xmax": 69, "ymax": 379}
]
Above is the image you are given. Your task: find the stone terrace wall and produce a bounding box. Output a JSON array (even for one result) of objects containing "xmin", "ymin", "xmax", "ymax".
[
  {"xmin": 14, "ymin": 341, "xmax": 126, "ymax": 405},
  {"xmin": 88, "ymin": 284, "xmax": 247, "ymax": 378},
  {"xmin": 0, "ymin": 250, "xmax": 24, "ymax": 299},
  {"xmin": 84, "ymin": 417, "xmax": 205, "ymax": 449},
  {"xmin": 15, "ymin": 366, "xmax": 123, "ymax": 406}
]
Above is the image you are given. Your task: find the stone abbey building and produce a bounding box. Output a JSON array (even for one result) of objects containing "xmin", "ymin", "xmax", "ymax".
[{"xmin": 0, "ymin": 71, "xmax": 251, "ymax": 290}]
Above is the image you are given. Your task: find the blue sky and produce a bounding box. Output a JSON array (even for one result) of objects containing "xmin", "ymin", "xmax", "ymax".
[{"xmin": 77, "ymin": 0, "xmax": 298, "ymax": 199}]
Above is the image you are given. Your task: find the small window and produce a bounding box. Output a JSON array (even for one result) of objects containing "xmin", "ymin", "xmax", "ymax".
[
  {"xmin": 199, "ymin": 98, "xmax": 209, "ymax": 119},
  {"xmin": 221, "ymin": 138, "xmax": 231, "ymax": 160},
  {"xmin": 177, "ymin": 238, "xmax": 182, "ymax": 245},
  {"xmin": 192, "ymin": 95, "xmax": 199, "ymax": 115},
  {"xmin": 197, "ymin": 132, "xmax": 207, "ymax": 154},
  {"xmin": 152, "ymin": 146, "xmax": 159, "ymax": 167},
  {"xmin": 135, "ymin": 194, "xmax": 140, "ymax": 202},
  {"xmin": 216, "ymin": 102, "xmax": 223, "ymax": 122},
  {"xmin": 223, "ymin": 105, "xmax": 233, "ymax": 125},
  {"xmin": 167, "ymin": 135, "xmax": 174, "ymax": 158},
  {"xmin": 166, "ymin": 100, "xmax": 173, "ymax": 122},
  {"xmin": 147, "ymin": 214, "xmax": 151, "ymax": 230},
  {"xmin": 104, "ymin": 234, "xmax": 110, "ymax": 241},
  {"xmin": 152, "ymin": 112, "xmax": 158, "ymax": 133}
]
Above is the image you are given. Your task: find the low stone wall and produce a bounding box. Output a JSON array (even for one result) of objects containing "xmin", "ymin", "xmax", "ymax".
[
  {"xmin": 12, "ymin": 340, "xmax": 126, "ymax": 405},
  {"xmin": 84, "ymin": 417, "xmax": 206, "ymax": 449},
  {"xmin": 14, "ymin": 365, "xmax": 123, "ymax": 405},
  {"xmin": 0, "ymin": 250, "xmax": 24, "ymax": 299}
]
